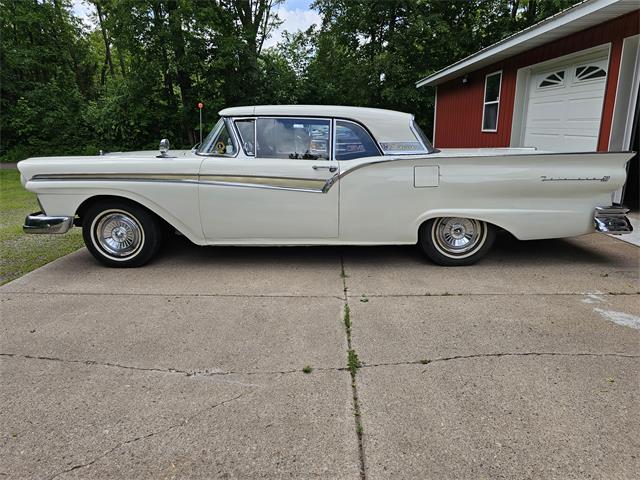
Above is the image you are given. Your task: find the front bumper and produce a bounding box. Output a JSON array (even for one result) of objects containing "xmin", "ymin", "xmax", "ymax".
[
  {"xmin": 23, "ymin": 212, "xmax": 74, "ymax": 234},
  {"xmin": 594, "ymin": 206, "xmax": 633, "ymax": 235}
]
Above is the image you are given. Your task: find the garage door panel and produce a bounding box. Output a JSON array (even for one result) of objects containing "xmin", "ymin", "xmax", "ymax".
[
  {"xmin": 527, "ymin": 100, "xmax": 566, "ymax": 120},
  {"xmin": 568, "ymin": 96, "xmax": 606, "ymax": 114},
  {"xmin": 564, "ymin": 135, "xmax": 601, "ymax": 151}
]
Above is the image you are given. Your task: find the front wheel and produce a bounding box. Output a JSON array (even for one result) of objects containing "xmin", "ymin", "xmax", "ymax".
[
  {"xmin": 419, "ymin": 217, "xmax": 495, "ymax": 266},
  {"xmin": 82, "ymin": 200, "xmax": 162, "ymax": 267}
]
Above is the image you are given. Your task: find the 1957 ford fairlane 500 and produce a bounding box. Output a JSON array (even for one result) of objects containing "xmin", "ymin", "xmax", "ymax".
[{"xmin": 18, "ymin": 105, "xmax": 634, "ymax": 267}]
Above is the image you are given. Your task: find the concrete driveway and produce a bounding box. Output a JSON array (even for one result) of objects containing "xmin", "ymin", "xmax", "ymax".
[{"xmin": 1, "ymin": 233, "xmax": 639, "ymax": 479}]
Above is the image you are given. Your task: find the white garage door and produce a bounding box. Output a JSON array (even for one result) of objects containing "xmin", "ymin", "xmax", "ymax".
[{"xmin": 523, "ymin": 52, "xmax": 609, "ymax": 152}]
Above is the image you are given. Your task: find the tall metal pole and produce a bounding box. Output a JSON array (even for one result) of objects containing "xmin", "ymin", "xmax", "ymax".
[{"xmin": 199, "ymin": 108, "xmax": 202, "ymax": 145}]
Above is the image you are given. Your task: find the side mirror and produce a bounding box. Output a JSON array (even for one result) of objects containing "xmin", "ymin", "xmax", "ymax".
[{"xmin": 157, "ymin": 138, "xmax": 172, "ymax": 158}]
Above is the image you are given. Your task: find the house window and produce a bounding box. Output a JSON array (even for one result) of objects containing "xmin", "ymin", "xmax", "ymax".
[{"xmin": 482, "ymin": 71, "xmax": 502, "ymax": 132}]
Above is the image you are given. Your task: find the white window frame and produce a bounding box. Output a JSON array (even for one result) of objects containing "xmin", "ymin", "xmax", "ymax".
[{"xmin": 482, "ymin": 70, "xmax": 502, "ymax": 133}]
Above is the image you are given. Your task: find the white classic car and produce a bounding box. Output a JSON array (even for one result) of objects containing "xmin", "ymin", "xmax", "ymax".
[{"xmin": 19, "ymin": 105, "xmax": 633, "ymax": 267}]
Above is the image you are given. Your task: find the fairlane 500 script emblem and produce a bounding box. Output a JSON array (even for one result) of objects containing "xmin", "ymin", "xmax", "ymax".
[{"xmin": 540, "ymin": 175, "xmax": 610, "ymax": 182}]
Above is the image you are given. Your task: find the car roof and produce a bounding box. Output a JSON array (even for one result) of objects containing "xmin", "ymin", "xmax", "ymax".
[{"xmin": 218, "ymin": 105, "xmax": 416, "ymax": 144}]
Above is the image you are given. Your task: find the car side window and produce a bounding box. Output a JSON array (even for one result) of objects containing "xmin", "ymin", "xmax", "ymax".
[
  {"xmin": 335, "ymin": 120, "xmax": 381, "ymax": 160},
  {"xmin": 256, "ymin": 118, "xmax": 330, "ymax": 160},
  {"xmin": 235, "ymin": 119, "xmax": 255, "ymax": 156}
]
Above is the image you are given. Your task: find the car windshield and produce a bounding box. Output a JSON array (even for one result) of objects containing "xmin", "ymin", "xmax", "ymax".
[{"xmin": 197, "ymin": 118, "xmax": 237, "ymax": 156}]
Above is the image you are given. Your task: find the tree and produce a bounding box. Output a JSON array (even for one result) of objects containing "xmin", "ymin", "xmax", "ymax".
[{"xmin": 0, "ymin": 0, "xmax": 583, "ymax": 161}]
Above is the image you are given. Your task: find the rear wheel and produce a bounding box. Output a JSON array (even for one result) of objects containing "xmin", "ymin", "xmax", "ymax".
[
  {"xmin": 82, "ymin": 200, "xmax": 162, "ymax": 267},
  {"xmin": 419, "ymin": 217, "xmax": 495, "ymax": 266}
]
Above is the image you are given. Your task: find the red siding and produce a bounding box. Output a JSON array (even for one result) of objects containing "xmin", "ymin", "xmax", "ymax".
[{"xmin": 433, "ymin": 10, "xmax": 640, "ymax": 150}]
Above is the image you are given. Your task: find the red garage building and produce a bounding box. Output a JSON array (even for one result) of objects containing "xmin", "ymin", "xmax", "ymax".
[{"xmin": 417, "ymin": 0, "xmax": 639, "ymax": 207}]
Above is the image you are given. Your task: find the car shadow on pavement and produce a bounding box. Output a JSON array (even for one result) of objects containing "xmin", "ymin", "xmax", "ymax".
[{"xmin": 159, "ymin": 231, "xmax": 619, "ymax": 268}]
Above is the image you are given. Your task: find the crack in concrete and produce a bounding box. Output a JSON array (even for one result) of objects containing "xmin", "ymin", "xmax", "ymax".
[
  {"xmin": 358, "ymin": 351, "xmax": 640, "ymax": 372},
  {"xmin": 340, "ymin": 257, "xmax": 366, "ymax": 480},
  {"xmin": 349, "ymin": 292, "xmax": 640, "ymax": 298},
  {"xmin": 3, "ymin": 290, "xmax": 638, "ymax": 299},
  {"xmin": 4, "ymin": 350, "xmax": 636, "ymax": 380},
  {"xmin": 44, "ymin": 391, "xmax": 250, "ymax": 480},
  {"xmin": 0, "ymin": 352, "xmax": 340, "ymax": 378},
  {"xmin": 0, "ymin": 291, "xmax": 345, "ymax": 300}
]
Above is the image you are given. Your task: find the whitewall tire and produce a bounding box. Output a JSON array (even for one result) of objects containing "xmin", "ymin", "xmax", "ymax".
[{"xmin": 82, "ymin": 200, "xmax": 162, "ymax": 267}]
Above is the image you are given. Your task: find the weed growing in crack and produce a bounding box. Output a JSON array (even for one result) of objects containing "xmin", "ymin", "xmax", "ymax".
[
  {"xmin": 348, "ymin": 349, "xmax": 361, "ymax": 375},
  {"xmin": 420, "ymin": 359, "xmax": 431, "ymax": 365},
  {"xmin": 302, "ymin": 365, "xmax": 313, "ymax": 374},
  {"xmin": 344, "ymin": 304, "xmax": 351, "ymax": 331},
  {"xmin": 340, "ymin": 257, "xmax": 365, "ymax": 478}
]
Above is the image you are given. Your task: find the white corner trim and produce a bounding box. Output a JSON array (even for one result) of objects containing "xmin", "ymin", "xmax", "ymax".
[
  {"xmin": 433, "ymin": 86, "xmax": 438, "ymax": 145},
  {"xmin": 609, "ymin": 34, "xmax": 639, "ymax": 204},
  {"xmin": 609, "ymin": 34, "xmax": 640, "ymax": 150},
  {"xmin": 510, "ymin": 66, "xmax": 533, "ymax": 146}
]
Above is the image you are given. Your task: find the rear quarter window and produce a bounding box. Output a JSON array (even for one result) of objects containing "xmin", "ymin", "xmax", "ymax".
[{"xmin": 335, "ymin": 120, "xmax": 381, "ymax": 160}]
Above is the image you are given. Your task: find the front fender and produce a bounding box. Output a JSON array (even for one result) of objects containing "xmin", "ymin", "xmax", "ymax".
[{"xmin": 29, "ymin": 182, "xmax": 206, "ymax": 245}]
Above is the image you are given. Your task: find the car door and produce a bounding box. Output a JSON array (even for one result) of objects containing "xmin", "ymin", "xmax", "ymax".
[{"xmin": 198, "ymin": 117, "xmax": 339, "ymax": 241}]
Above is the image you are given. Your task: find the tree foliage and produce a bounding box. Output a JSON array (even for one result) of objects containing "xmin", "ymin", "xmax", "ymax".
[{"xmin": 0, "ymin": 0, "xmax": 580, "ymax": 161}]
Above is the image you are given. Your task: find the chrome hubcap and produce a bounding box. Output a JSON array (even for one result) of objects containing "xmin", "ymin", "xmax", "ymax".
[
  {"xmin": 94, "ymin": 211, "xmax": 143, "ymax": 258},
  {"xmin": 433, "ymin": 217, "xmax": 484, "ymax": 256}
]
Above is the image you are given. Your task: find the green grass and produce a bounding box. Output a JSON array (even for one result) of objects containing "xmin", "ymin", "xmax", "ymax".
[{"xmin": 0, "ymin": 169, "xmax": 83, "ymax": 284}]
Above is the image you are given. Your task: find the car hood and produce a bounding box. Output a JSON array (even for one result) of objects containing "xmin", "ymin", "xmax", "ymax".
[
  {"xmin": 17, "ymin": 150, "xmax": 200, "ymax": 184},
  {"xmin": 100, "ymin": 149, "xmax": 196, "ymax": 159}
]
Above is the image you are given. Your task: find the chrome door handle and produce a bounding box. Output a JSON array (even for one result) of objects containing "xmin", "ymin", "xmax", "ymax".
[{"xmin": 312, "ymin": 165, "xmax": 338, "ymax": 172}]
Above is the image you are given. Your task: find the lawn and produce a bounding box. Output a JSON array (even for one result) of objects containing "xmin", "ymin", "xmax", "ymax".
[{"xmin": 0, "ymin": 168, "xmax": 83, "ymax": 285}]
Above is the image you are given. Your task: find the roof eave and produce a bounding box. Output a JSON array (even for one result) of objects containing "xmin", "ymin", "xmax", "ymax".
[{"xmin": 416, "ymin": 0, "xmax": 633, "ymax": 88}]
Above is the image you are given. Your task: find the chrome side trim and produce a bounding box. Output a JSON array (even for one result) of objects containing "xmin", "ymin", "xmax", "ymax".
[
  {"xmin": 199, "ymin": 174, "xmax": 327, "ymax": 192},
  {"xmin": 24, "ymin": 212, "xmax": 74, "ymax": 234},
  {"xmin": 28, "ymin": 172, "xmax": 332, "ymax": 193},
  {"xmin": 31, "ymin": 173, "xmax": 199, "ymax": 183},
  {"xmin": 594, "ymin": 205, "xmax": 633, "ymax": 234},
  {"xmin": 27, "ymin": 158, "xmax": 420, "ymax": 194}
]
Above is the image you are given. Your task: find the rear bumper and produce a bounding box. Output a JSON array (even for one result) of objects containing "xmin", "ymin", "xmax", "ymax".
[
  {"xmin": 23, "ymin": 212, "xmax": 74, "ymax": 234},
  {"xmin": 594, "ymin": 206, "xmax": 633, "ymax": 235}
]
